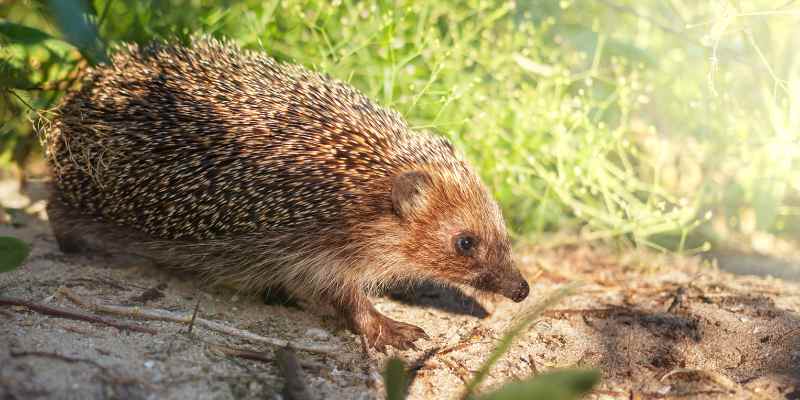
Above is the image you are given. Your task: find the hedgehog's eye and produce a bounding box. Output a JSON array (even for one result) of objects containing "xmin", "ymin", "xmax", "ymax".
[{"xmin": 453, "ymin": 233, "xmax": 478, "ymax": 256}]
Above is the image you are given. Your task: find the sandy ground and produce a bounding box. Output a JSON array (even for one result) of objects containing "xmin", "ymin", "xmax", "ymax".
[{"xmin": 1, "ymin": 179, "xmax": 800, "ymax": 400}]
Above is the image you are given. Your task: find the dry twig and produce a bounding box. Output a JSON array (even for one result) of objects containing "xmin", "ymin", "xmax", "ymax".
[
  {"xmin": 437, "ymin": 356, "xmax": 470, "ymax": 384},
  {"xmin": 187, "ymin": 300, "xmax": 200, "ymax": 334},
  {"xmin": 0, "ymin": 296, "xmax": 157, "ymax": 335},
  {"xmin": 11, "ymin": 350, "xmax": 107, "ymax": 371},
  {"xmin": 776, "ymin": 326, "xmax": 800, "ymax": 343},
  {"xmin": 207, "ymin": 344, "xmax": 326, "ymax": 371},
  {"xmin": 543, "ymin": 307, "xmax": 630, "ymax": 318},
  {"xmin": 661, "ymin": 368, "xmax": 772, "ymax": 400},
  {"xmin": 57, "ymin": 287, "xmax": 337, "ymax": 356},
  {"xmin": 667, "ymin": 287, "xmax": 687, "ymax": 313}
]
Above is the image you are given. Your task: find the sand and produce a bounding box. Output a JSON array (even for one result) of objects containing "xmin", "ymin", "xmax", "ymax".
[{"xmin": 1, "ymin": 179, "xmax": 799, "ymax": 399}]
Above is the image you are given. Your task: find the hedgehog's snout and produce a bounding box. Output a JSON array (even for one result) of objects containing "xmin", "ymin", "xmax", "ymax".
[
  {"xmin": 471, "ymin": 263, "xmax": 530, "ymax": 302},
  {"xmin": 507, "ymin": 278, "xmax": 530, "ymax": 302},
  {"xmin": 497, "ymin": 266, "xmax": 530, "ymax": 302}
]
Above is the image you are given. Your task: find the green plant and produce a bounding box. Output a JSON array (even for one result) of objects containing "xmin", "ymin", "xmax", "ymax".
[
  {"xmin": 0, "ymin": 236, "xmax": 30, "ymax": 273},
  {"xmin": 4, "ymin": 1, "xmax": 798, "ymax": 251},
  {"xmin": 546, "ymin": 1, "xmax": 800, "ymax": 249},
  {"xmin": 473, "ymin": 370, "xmax": 600, "ymax": 400},
  {"xmin": 0, "ymin": 0, "xmax": 698, "ymax": 248},
  {"xmin": 1, "ymin": 0, "xmax": 105, "ymax": 169}
]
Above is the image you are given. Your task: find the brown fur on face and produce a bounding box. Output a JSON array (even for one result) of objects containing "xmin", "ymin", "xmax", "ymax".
[{"xmin": 388, "ymin": 164, "xmax": 529, "ymax": 303}]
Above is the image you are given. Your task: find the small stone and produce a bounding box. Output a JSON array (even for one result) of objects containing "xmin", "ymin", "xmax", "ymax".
[
  {"xmin": 144, "ymin": 360, "xmax": 155, "ymax": 369},
  {"xmin": 306, "ymin": 328, "xmax": 330, "ymax": 340}
]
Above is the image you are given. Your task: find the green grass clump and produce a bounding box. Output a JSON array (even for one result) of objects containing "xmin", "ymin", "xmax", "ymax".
[
  {"xmin": 7, "ymin": 1, "xmax": 799, "ymax": 249},
  {"xmin": 1, "ymin": 0, "xmax": 697, "ymax": 247}
]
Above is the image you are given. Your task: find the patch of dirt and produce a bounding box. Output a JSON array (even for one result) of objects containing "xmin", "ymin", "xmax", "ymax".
[{"xmin": 2, "ymin": 180, "xmax": 800, "ymax": 399}]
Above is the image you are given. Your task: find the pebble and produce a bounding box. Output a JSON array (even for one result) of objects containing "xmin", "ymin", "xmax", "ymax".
[{"xmin": 305, "ymin": 328, "xmax": 330, "ymax": 340}]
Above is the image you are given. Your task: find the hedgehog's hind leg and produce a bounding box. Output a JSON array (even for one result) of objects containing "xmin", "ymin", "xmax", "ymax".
[
  {"xmin": 47, "ymin": 193, "xmax": 158, "ymax": 267},
  {"xmin": 262, "ymin": 285, "xmax": 301, "ymax": 308},
  {"xmin": 47, "ymin": 194, "xmax": 94, "ymax": 254}
]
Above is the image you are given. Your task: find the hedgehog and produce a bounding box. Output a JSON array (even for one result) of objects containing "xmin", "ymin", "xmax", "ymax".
[{"xmin": 43, "ymin": 38, "xmax": 530, "ymax": 350}]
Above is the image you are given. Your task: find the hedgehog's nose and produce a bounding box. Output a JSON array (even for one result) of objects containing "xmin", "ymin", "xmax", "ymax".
[
  {"xmin": 510, "ymin": 279, "xmax": 530, "ymax": 303},
  {"xmin": 497, "ymin": 264, "xmax": 530, "ymax": 302}
]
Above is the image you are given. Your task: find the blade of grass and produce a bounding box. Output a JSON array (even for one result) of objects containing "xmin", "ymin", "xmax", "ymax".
[
  {"xmin": 476, "ymin": 369, "xmax": 600, "ymax": 400},
  {"xmin": 0, "ymin": 20, "xmax": 54, "ymax": 44},
  {"xmin": 384, "ymin": 357, "xmax": 408, "ymax": 400}
]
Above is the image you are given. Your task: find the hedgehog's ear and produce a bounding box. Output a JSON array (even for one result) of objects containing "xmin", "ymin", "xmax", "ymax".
[{"xmin": 391, "ymin": 170, "xmax": 433, "ymax": 220}]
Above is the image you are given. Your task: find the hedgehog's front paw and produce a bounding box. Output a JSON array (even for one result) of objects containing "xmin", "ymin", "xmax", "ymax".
[
  {"xmin": 364, "ymin": 314, "xmax": 428, "ymax": 351},
  {"xmin": 337, "ymin": 291, "xmax": 429, "ymax": 351}
]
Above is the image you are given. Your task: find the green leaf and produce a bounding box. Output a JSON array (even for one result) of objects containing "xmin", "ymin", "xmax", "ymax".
[
  {"xmin": 0, "ymin": 60, "xmax": 36, "ymax": 89},
  {"xmin": 461, "ymin": 283, "xmax": 581, "ymax": 399},
  {"xmin": 383, "ymin": 357, "xmax": 408, "ymax": 400},
  {"xmin": 476, "ymin": 369, "xmax": 601, "ymax": 400},
  {"xmin": 0, "ymin": 20, "xmax": 55, "ymax": 45},
  {"xmin": 0, "ymin": 236, "xmax": 30, "ymax": 273},
  {"xmin": 47, "ymin": 0, "xmax": 109, "ymax": 65}
]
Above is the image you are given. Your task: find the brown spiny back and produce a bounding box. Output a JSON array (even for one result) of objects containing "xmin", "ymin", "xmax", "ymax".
[{"xmin": 46, "ymin": 38, "xmax": 463, "ymax": 241}]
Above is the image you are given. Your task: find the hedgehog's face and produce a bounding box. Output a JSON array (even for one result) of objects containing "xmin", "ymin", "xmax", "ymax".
[{"xmin": 391, "ymin": 168, "xmax": 530, "ymax": 302}]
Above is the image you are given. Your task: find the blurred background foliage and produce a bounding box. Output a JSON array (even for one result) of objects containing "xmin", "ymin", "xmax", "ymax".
[{"xmin": 1, "ymin": 0, "xmax": 798, "ymax": 255}]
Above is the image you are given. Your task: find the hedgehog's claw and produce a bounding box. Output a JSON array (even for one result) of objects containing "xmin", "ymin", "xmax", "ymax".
[
  {"xmin": 338, "ymin": 289, "xmax": 429, "ymax": 351},
  {"xmin": 365, "ymin": 314, "xmax": 428, "ymax": 351}
]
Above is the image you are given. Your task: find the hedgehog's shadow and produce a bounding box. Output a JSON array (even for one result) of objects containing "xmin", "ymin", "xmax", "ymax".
[{"xmin": 386, "ymin": 281, "xmax": 489, "ymax": 319}]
